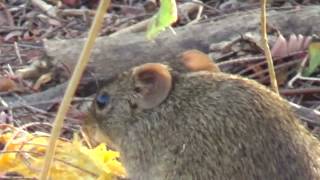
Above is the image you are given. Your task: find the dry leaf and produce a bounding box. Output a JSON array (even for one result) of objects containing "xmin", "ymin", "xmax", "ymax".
[
  {"xmin": 287, "ymin": 34, "xmax": 299, "ymax": 54},
  {"xmin": 0, "ymin": 77, "xmax": 17, "ymax": 92},
  {"xmin": 271, "ymin": 33, "xmax": 311, "ymax": 58},
  {"xmin": 271, "ymin": 34, "xmax": 287, "ymax": 58},
  {"xmin": 33, "ymin": 72, "xmax": 52, "ymax": 90},
  {"xmin": 0, "ymin": 129, "xmax": 127, "ymax": 180}
]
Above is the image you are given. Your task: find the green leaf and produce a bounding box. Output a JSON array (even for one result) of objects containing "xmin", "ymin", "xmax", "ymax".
[
  {"xmin": 146, "ymin": 0, "xmax": 178, "ymax": 40},
  {"xmin": 303, "ymin": 42, "xmax": 320, "ymax": 76}
]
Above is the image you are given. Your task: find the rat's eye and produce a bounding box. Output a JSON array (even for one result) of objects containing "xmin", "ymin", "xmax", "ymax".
[{"xmin": 95, "ymin": 92, "xmax": 110, "ymax": 109}]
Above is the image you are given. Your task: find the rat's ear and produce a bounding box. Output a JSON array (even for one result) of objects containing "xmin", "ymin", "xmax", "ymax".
[
  {"xmin": 179, "ymin": 49, "xmax": 220, "ymax": 72},
  {"xmin": 132, "ymin": 63, "xmax": 172, "ymax": 109}
]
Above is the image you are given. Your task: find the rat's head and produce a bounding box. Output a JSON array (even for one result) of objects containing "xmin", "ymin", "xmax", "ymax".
[
  {"xmin": 85, "ymin": 49, "xmax": 217, "ymax": 148},
  {"xmin": 87, "ymin": 63, "xmax": 173, "ymax": 147}
]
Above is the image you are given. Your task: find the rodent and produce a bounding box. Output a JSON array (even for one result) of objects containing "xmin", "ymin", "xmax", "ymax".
[{"xmin": 83, "ymin": 49, "xmax": 320, "ymax": 180}]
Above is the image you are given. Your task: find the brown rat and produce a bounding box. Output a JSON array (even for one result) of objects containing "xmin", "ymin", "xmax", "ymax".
[{"xmin": 84, "ymin": 50, "xmax": 320, "ymax": 180}]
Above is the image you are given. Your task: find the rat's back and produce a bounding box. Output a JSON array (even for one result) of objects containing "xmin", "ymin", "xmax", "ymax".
[
  {"xmin": 157, "ymin": 71, "xmax": 320, "ymax": 180},
  {"xmin": 85, "ymin": 50, "xmax": 320, "ymax": 180}
]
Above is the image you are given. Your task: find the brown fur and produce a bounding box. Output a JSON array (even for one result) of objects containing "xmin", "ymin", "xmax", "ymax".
[{"xmin": 84, "ymin": 54, "xmax": 320, "ymax": 180}]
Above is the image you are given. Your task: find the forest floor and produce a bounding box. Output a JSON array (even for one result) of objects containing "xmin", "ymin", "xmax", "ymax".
[{"xmin": 0, "ymin": 0, "xmax": 320, "ymax": 179}]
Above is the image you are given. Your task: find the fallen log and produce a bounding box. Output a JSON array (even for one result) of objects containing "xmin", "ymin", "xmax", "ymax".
[{"xmin": 44, "ymin": 6, "xmax": 320, "ymax": 79}]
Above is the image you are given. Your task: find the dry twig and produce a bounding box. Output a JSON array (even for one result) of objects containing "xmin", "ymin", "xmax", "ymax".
[
  {"xmin": 260, "ymin": 0, "xmax": 279, "ymax": 94},
  {"xmin": 38, "ymin": 1, "xmax": 111, "ymax": 179}
]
